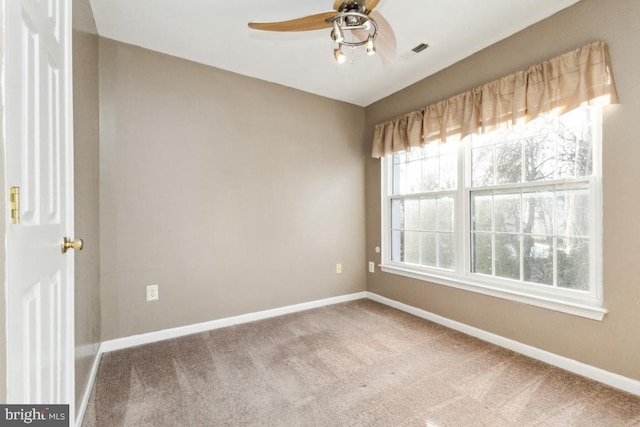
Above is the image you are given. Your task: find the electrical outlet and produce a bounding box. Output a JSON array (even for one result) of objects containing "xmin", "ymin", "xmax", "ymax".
[
  {"xmin": 336, "ymin": 263, "xmax": 342, "ymax": 274},
  {"xmin": 368, "ymin": 261, "xmax": 375, "ymax": 273},
  {"xmin": 146, "ymin": 284, "xmax": 159, "ymax": 302}
]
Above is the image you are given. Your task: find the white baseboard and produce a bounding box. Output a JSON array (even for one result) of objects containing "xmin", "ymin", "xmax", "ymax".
[
  {"xmin": 366, "ymin": 291, "xmax": 640, "ymax": 397},
  {"xmin": 75, "ymin": 344, "xmax": 103, "ymax": 427},
  {"xmin": 101, "ymin": 291, "xmax": 368, "ymax": 353}
]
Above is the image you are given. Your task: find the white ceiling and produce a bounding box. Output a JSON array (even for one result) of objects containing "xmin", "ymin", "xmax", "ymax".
[{"xmin": 88, "ymin": 0, "xmax": 580, "ymax": 107}]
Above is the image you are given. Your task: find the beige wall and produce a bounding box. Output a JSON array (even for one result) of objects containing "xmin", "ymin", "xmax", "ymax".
[
  {"xmin": 72, "ymin": 0, "xmax": 101, "ymax": 413},
  {"xmin": 365, "ymin": 0, "xmax": 640, "ymax": 381},
  {"xmin": 99, "ymin": 39, "xmax": 367, "ymax": 340}
]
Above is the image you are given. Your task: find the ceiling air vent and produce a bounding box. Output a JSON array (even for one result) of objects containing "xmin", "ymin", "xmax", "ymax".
[
  {"xmin": 412, "ymin": 43, "xmax": 430, "ymax": 53},
  {"xmin": 401, "ymin": 43, "xmax": 430, "ymax": 60}
]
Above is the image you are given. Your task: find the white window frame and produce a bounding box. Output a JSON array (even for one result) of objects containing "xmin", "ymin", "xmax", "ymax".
[{"xmin": 380, "ymin": 107, "xmax": 606, "ymax": 320}]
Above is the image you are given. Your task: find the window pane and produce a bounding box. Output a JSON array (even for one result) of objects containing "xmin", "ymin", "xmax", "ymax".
[
  {"xmin": 523, "ymin": 235, "xmax": 553, "ymax": 285},
  {"xmin": 391, "ymin": 199, "xmax": 403, "ymax": 230},
  {"xmin": 440, "ymin": 154, "xmax": 455, "ymax": 190},
  {"xmin": 471, "ymin": 193, "xmax": 492, "ymax": 232},
  {"xmin": 557, "ymin": 127, "xmax": 593, "ymax": 178},
  {"xmin": 495, "ymin": 234, "xmax": 520, "ymax": 280},
  {"xmin": 393, "ymin": 161, "xmax": 406, "ymax": 194},
  {"xmin": 420, "ymin": 232, "xmax": 437, "ymax": 267},
  {"xmin": 576, "ymin": 137, "xmax": 593, "ymax": 177},
  {"xmin": 472, "ymin": 233, "xmax": 493, "ymax": 275},
  {"xmin": 404, "ymin": 199, "xmax": 420, "ymax": 230},
  {"xmin": 404, "ymin": 231, "xmax": 420, "ymax": 264},
  {"xmin": 524, "ymin": 134, "xmax": 556, "ymax": 182},
  {"xmin": 558, "ymin": 107, "xmax": 593, "ymax": 175},
  {"xmin": 557, "ymin": 237, "xmax": 589, "ymax": 290},
  {"xmin": 523, "ymin": 191, "xmax": 554, "ymax": 236},
  {"xmin": 422, "ymin": 157, "xmax": 439, "ymax": 191},
  {"xmin": 472, "ymin": 146, "xmax": 493, "ymax": 186},
  {"xmin": 420, "ymin": 198, "xmax": 437, "ymax": 231},
  {"xmin": 495, "ymin": 193, "xmax": 520, "ymax": 233},
  {"xmin": 406, "ymin": 160, "xmax": 422, "ymax": 194},
  {"xmin": 557, "ymin": 189, "xmax": 589, "ymax": 236},
  {"xmin": 438, "ymin": 196, "xmax": 454, "ymax": 232},
  {"xmin": 439, "ymin": 232, "xmax": 455, "ymax": 270},
  {"xmin": 496, "ymin": 141, "xmax": 522, "ymax": 184},
  {"xmin": 391, "ymin": 230, "xmax": 403, "ymax": 262}
]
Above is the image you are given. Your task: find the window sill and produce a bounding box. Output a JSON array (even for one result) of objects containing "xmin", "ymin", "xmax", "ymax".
[{"xmin": 379, "ymin": 264, "xmax": 607, "ymax": 321}]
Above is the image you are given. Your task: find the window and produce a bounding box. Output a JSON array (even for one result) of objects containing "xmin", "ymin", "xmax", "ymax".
[
  {"xmin": 381, "ymin": 106, "xmax": 605, "ymax": 320},
  {"xmin": 390, "ymin": 141, "xmax": 456, "ymax": 270}
]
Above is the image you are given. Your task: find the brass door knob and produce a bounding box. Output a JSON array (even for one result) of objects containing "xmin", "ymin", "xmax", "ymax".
[{"xmin": 61, "ymin": 237, "xmax": 84, "ymax": 254}]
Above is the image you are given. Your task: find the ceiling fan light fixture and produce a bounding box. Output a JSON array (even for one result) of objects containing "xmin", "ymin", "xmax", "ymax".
[
  {"xmin": 328, "ymin": 11, "xmax": 379, "ymax": 62},
  {"xmin": 366, "ymin": 35, "xmax": 376, "ymax": 55}
]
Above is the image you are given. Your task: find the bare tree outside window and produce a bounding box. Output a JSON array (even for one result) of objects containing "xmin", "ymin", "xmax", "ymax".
[
  {"xmin": 470, "ymin": 107, "xmax": 594, "ymax": 291},
  {"xmin": 387, "ymin": 106, "xmax": 598, "ymax": 299}
]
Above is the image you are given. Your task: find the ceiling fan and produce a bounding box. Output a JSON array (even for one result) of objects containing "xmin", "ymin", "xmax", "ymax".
[{"xmin": 248, "ymin": 0, "xmax": 397, "ymax": 65}]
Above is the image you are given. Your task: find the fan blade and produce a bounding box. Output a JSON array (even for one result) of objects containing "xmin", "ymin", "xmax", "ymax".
[
  {"xmin": 248, "ymin": 11, "xmax": 337, "ymax": 32},
  {"xmin": 364, "ymin": 0, "xmax": 380, "ymax": 13},
  {"xmin": 372, "ymin": 11, "xmax": 397, "ymax": 65},
  {"xmin": 353, "ymin": 11, "xmax": 396, "ymax": 65}
]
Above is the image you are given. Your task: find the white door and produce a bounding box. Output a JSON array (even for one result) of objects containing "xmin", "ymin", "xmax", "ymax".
[{"xmin": 4, "ymin": 0, "xmax": 75, "ymax": 415}]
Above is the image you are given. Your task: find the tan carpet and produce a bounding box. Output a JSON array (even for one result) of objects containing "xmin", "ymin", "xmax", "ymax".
[{"xmin": 81, "ymin": 299, "xmax": 640, "ymax": 426}]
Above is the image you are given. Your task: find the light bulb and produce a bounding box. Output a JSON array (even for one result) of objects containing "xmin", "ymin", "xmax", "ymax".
[{"xmin": 334, "ymin": 48, "xmax": 346, "ymax": 64}]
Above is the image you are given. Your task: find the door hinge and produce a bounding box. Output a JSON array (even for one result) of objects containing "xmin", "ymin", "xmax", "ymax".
[{"xmin": 10, "ymin": 187, "xmax": 20, "ymax": 224}]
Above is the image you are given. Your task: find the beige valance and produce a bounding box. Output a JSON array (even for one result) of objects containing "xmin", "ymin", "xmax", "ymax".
[{"xmin": 371, "ymin": 41, "xmax": 618, "ymax": 158}]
